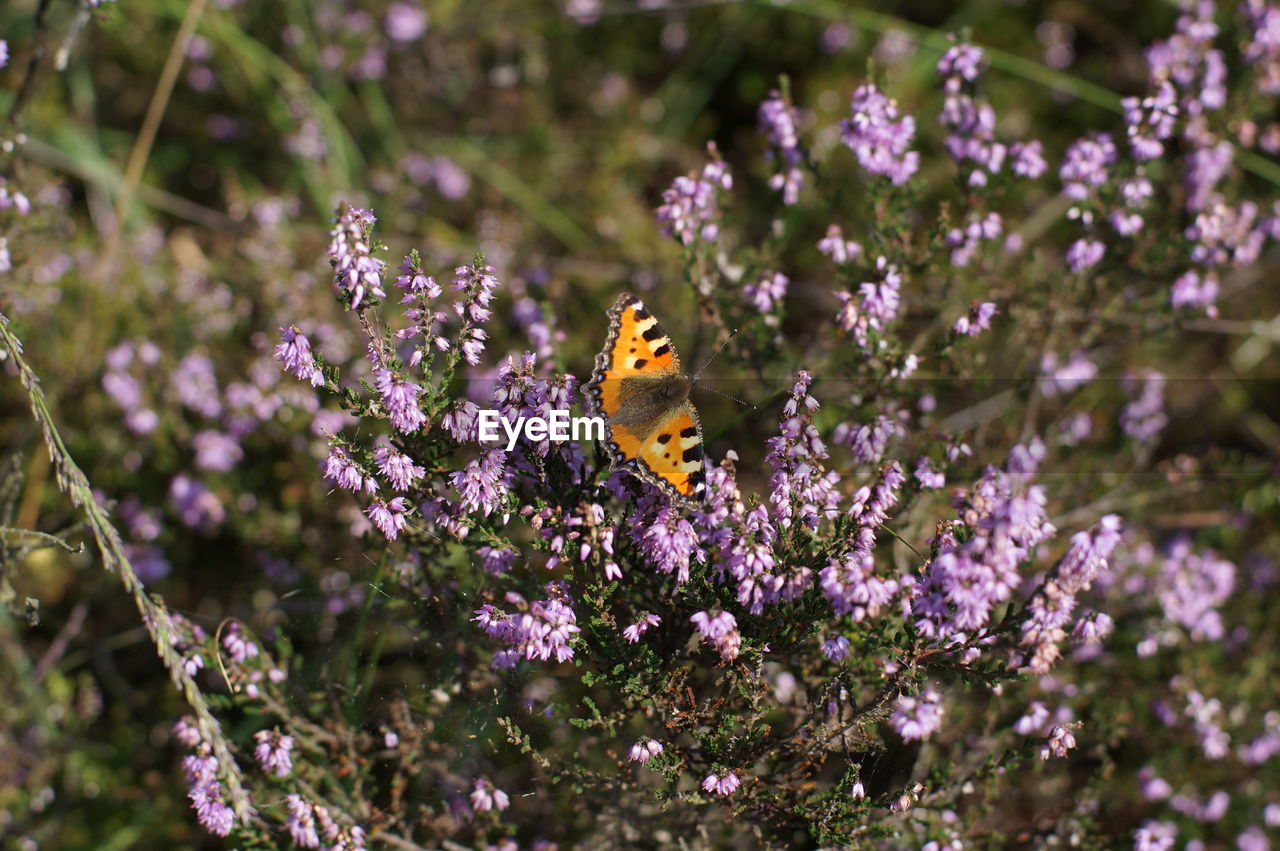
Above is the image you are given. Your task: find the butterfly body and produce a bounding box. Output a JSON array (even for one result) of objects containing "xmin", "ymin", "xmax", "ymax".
[{"xmin": 586, "ymin": 293, "xmax": 707, "ymax": 505}]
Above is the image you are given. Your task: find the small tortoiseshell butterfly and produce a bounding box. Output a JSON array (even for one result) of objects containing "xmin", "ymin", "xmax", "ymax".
[{"xmin": 586, "ymin": 293, "xmax": 707, "ymax": 506}]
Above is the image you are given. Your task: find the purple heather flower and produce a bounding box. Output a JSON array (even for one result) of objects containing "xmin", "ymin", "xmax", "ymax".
[
  {"xmin": 835, "ymin": 256, "xmax": 902, "ymax": 349},
  {"xmin": 1040, "ymin": 350, "xmax": 1097, "ymax": 396},
  {"xmin": 628, "ymin": 739, "xmax": 664, "ymax": 764},
  {"xmin": 169, "ymin": 474, "xmax": 225, "ymax": 530},
  {"xmin": 1123, "ymin": 80, "xmax": 1179, "ymax": 160},
  {"xmin": 285, "ymin": 795, "xmax": 320, "ymax": 847},
  {"xmin": 448, "ymin": 262, "xmax": 501, "ymax": 365},
  {"xmin": 451, "ymin": 448, "xmax": 507, "ymax": 516},
  {"xmin": 821, "ymin": 549, "xmax": 902, "ymax": 621},
  {"xmin": 222, "ymin": 622, "xmax": 259, "ymax": 663},
  {"xmin": 0, "ymin": 40, "xmax": 7, "ymax": 69},
  {"xmin": 395, "ymin": 253, "xmax": 441, "ymax": 303},
  {"xmin": 1120, "ymin": 371, "xmax": 1168, "ymax": 442},
  {"xmin": 374, "ymin": 369, "xmax": 427, "ymax": 433},
  {"xmin": 474, "ymin": 589, "xmax": 581, "ymax": 666},
  {"xmin": 254, "ymin": 729, "xmax": 294, "ymax": 777},
  {"xmin": 174, "ymin": 716, "xmax": 203, "ymax": 748},
  {"xmin": 744, "ymin": 271, "xmax": 788, "ymax": 313},
  {"xmin": 767, "ymin": 372, "xmax": 841, "ymax": 529},
  {"xmin": 1244, "ymin": 0, "xmax": 1280, "ymax": 95},
  {"xmin": 641, "ymin": 506, "xmax": 705, "ymax": 583},
  {"xmin": 1060, "ymin": 134, "xmax": 1117, "ymax": 200},
  {"xmin": 891, "ymin": 690, "xmax": 944, "ymax": 741},
  {"xmin": 1014, "ymin": 701, "xmax": 1051, "ymax": 736},
  {"xmin": 476, "ymin": 545, "xmax": 516, "ymax": 575},
  {"xmin": 323, "ymin": 446, "xmax": 377, "ymax": 493},
  {"xmin": 623, "ymin": 613, "xmax": 661, "ymax": 643},
  {"xmin": 1065, "ymin": 238, "xmax": 1105, "ymax": 272},
  {"xmin": 470, "ymin": 779, "xmax": 511, "ymax": 812},
  {"xmin": 366, "ymin": 496, "xmax": 411, "ymax": 540},
  {"xmin": 1071, "ymin": 610, "xmax": 1114, "ymax": 645},
  {"xmin": 817, "ymin": 224, "xmax": 863, "ymax": 264},
  {"xmin": 953, "ymin": 301, "xmax": 997, "ymax": 337},
  {"xmin": 937, "ymin": 42, "xmax": 984, "ymax": 88},
  {"xmin": 821, "ymin": 635, "xmax": 851, "ymax": 661},
  {"xmin": 1170, "ymin": 269, "xmax": 1220, "ymax": 316},
  {"xmin": 1133, "ymin": 821, "xmax": 1177, "ymax": 851},
  {"xmin": 701, "ymin": 771, "xmax": 740, "ymax": 796},
  {"xmin": 1041, "ymin": 724, "xmax": 1078, "ymax": 759},
  {"xmin": 274, "ymin": 326, "xmax": 324, "ymax": 387},
  {"xmin": 442, "ymin": 399, "xmax": 481, "ymax": 442},
  {"xmin": 373, "ymin": 445, "xmax": 425, "ymax": 491},
  {"xmin": 1010, "ymin": 140, "xmax": 1048, "ymax": 178},
  {"xmin": 1155, "ymin": 538, "xmax": 1236, "ymax": 642},
  {"xmin": 1238, "ymin": 826, "xmax": 1269, "ymax": 851},
  {"xmin": 328, "ymin": 205, "xmax": 386, "ymax": 309},
  {"xmin": 384, "ymin": 2, "xmax": 427, "ymax": 41},
  {"xmin": 189, "ymin": 778, "xmax": 236, "ymax": 837},
  {"xmin": 690, "ymin": 609, "xmax": 741, "ymax": 662},
  {"xmin": 914, "ymin": 457, "xmax": 945, "ymax": 489},
  {"xmin": 173, "ymin": 353, "xmax": 222, "ymax": 419},
  {"xmin": 192, "ymin": 430, "xmax": 243, "ymax": 473},
  {"xmin": 759, "ymin": 89, "xmax": 804, "ymax": 205},
  {"xmin": 655, "ymin": 146, "xmax": 733, "ymax": 245},
  {"xmin": 946, "ymin": 213, "xmax": 1002, "ymax": 266},
  {"xmin": 841, "ymin": 83, "xmax": 919, "ymax": 184},
  {"xmin": 1057, "ymin": 514, "xmax": 1121, "ymax": 594}
]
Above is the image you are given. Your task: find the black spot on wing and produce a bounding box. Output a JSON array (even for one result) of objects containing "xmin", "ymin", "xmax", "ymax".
[
  {"xmin": 633, "ymin": 358, "xmax": 647, "ymax": 369},
  {"xmin": 653, "ymin": 343, "xmax": 671, "ymax": 357},
  {"xmin": 679, "ymin": 426, "xmax": 698, "ymax": 439},
  {"xmin": 633, "ymin": 307, "xmax": 651, "ymax": 320},
  {"xmin": 682, "ymin": 445, "xmax": 703, "ymax": 464},
  {"xmin": 642, "ymin": 325, "xmax": 663, "ymax": 342},
  {"xmin": 656, "ymin": 433, "xmax": 671, "ymax": 445}
]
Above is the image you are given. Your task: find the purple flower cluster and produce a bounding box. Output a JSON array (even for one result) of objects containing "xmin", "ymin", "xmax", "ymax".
[
  {"xmin": 655, "ymin": 144, "xmax": 733, "ymax": 245},
  {"xmin": 284, "ymin": 793, "xmax": 366, "ymax": 849},
  {"xmin": 840, "ymin": 83, "xmax": 919, "ymax": 185},
  {"xmin": 470, "ymin": 779, "xmax": 511, "ymax": 813},
  {"xmin": 936, "ymin": 43, "xmax": 1036, "ymax": 186},
  {"xmin": 253, "ymin": 729, "xmax": 294, "ymax": 777},
  {"xmin": 743, "ymin": 271, "xmax": 788, "ymax": 315},
  {"xmin": 690, "ymin": 609, "xmax": 741, "ymax": 662},
  {"xmin": 327, "ymin": 205, "xmax": 386, "ymax": 309},
  {"xmin": 1018, "ymin": 514, "xmax": 1121, "ymax": 673},
  {"xmin": 628, "ymin": 738, "xmax": 665, "ymax": 764},
  {"xmin": 701, "ymin": 771, "xmax": 741, "ymax": 796},
  {"xmin": 835, "ymin": 256, "xmax": 902, "ymax": 349},
  {"xmin": 765, "ymin": 372, "xmax": 841, "ymax": 530},
  {"xmin": 622, "ymin": 613, "xmax": 661, "ymax": 643},
  {"xmin": 473, "ymin": 586, "xmax": 582, "ymax": 668},
  {"xmin": 891, "ymin": 689, "xmax": 944, "ymax": 741},
  {"xmin": 952, "ymin": 301, "xmax": 997, "ymax": 337},
  {"xmin": 817, "ymin": 224, "xmax": 863, "ymax": 264},
  {"xmin": 758, "ymin": 89, "xmax": 804, "ymax": 205},
  {"xmin": 173, "ymin": 717, "xmax": 239, "ymax": 837},
  {"xmin": 912, "ymin": 439, "xmax": 1057, "ymax": 648},
  {"xmin": 946, "ymin": 213, "xmax": 1002, "ymax": 267},
  {"xmin": 1120, "ymin": 370, "xmax": 1168, "ymax": 443},
  {"xmin": 820, "ymin": 462, "xmax": 909, "ymax": 620}
]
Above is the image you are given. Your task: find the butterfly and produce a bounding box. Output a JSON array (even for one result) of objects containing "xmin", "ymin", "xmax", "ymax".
[{"xmin": 585, "ymin": 293, "xmax": 707, "ymax": 506}]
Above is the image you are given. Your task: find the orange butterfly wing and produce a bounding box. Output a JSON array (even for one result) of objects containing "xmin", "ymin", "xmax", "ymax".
[{"xmin": 586, "ymin": 294, "xmax": 707, "ymax": 506}]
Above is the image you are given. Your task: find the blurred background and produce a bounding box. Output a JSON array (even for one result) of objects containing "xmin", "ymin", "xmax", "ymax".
[{"xmin": 1, "ymin": 0, "xmax": 1278, "ymax": 847}]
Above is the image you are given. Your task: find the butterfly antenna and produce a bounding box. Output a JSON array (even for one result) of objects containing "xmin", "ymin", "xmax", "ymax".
[
  {"xmin": 699, "ymin": 384, "xmax": 756, "ymax": 410},
  {"xmin": 691, "ymin": 328, "xmax": 739, "ymax": 382},
  {"xmin": 691, "ymin": 329, "xmax": 755, "ymax": 410}
]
